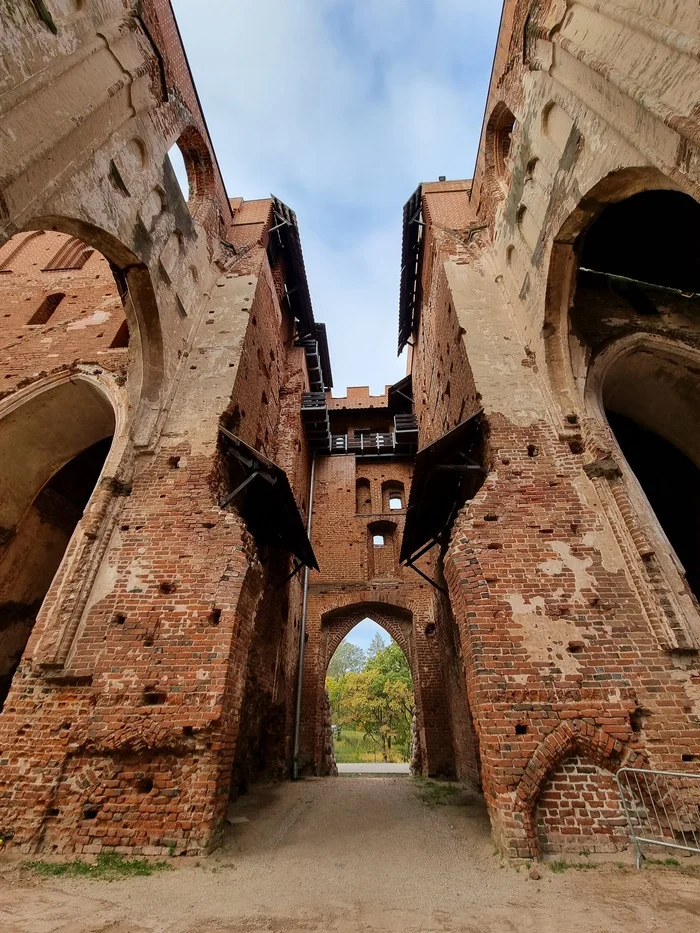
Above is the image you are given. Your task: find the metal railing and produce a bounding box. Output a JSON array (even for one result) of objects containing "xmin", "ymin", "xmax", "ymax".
[
  {"xmin": 616, "ymin": 766, "xmax": 700, "ymax": 868},
  {"xmin": 331, "ymin": 433, "xmax": 396, "ymax": 455}
]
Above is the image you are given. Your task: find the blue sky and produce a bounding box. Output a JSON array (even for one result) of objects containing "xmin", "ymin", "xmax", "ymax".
[
  {"xmin": 344, "ymin": 618, "xmax": 386, "ymax": 653},
  {"xmin": 171, "ymin": 0, "xmax": 502, "ymax": 394}
]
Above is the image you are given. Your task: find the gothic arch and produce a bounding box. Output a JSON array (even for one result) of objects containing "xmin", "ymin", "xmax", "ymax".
[
  {"xmin": 543, "ymin": 165, "xmax": 695, "ymax": 410},
  {"xmin": 486, "ymin": 102, "xmax": 517, "ymax": 182},
  {"xmin": 317, "ymin": 600, "xmax": 420, "ymax": 776},
  {"xmin": 18, "ymin": 217, "xmax": 164, "ymax": 412},
  {"xmin": 542, "ymin": 167, "xmax": 700, "ymax": 643},
  {"xmin": 169, "ymin": 124, "xmax": 216, "ymax": 212},
  {"xmin": 585, "ymin": 334, "xmax": 700, "ymax": 473},
  {"xmin": 322, "ymin": 601, "xmax": 413, "ymax": 669},
  {"xmin": 514, "ymin": 721, "xmax": 646, "ymax": 858},
  {"xmin": 0, "ymin": 369, "xmax": 128, "ymax": 701}
]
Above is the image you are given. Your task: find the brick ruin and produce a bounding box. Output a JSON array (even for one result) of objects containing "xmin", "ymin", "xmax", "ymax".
[{"xmin": 0, "ymin": 0, "xmax": 699, "ymax": 862}]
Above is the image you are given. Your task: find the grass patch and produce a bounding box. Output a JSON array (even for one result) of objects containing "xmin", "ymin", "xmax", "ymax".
[
  {"xmin": 23, "ymin": 851, "xmax": 172, "ymax": 880},
  {"xmin": 548, "ymin": 859, "xmax": 600, "ymax": 873},
  {"xmin": 414, "ymin": 777, "xmax": 475, "ymax": 807},
  {"xmin": 644, "ymin": 857, "xmax": 680, "ymax": 867},
  {"xmin": 333, "ymin": 728, "xmax": 408, "ymax": 765}
]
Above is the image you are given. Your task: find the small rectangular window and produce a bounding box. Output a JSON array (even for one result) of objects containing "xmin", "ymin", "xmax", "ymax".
[
  {"xmin": 372, "ymin": 535, "xmax": 385, "ymax": 547},
  {"xmin": 389, "ymin": 497, "xmax": 402, "ymax": 510},
  {"xmin": 28, "ymin": 292, "xmax": 65, "ymax": 325}
]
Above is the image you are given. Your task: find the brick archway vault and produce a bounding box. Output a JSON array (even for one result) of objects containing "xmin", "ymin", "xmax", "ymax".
[{"xmin": 322, "ymin": 601, "xmax": 413, "ymax": 671}]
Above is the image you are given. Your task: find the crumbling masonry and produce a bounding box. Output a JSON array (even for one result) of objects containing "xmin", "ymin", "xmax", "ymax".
[{"xmin": 0, "ymin": 0, "xmax": 699, "ymax": 862}]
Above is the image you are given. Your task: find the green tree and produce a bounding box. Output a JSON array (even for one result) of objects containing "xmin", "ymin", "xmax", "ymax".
[
  {"xmin": 327, "ymin": 639, "xmax": 366, "ymax": 678},
  {"xmin": 367, "ymin": 630, "xmax": 386, "ymax": 658},
  {"xmin": 326, "ymin": 639, "xmax": 414, "ymax": 763}
]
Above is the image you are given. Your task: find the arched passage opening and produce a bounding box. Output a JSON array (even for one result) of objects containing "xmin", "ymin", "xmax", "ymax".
[
  {"xmin": 326, "ymin": 618, "xmax": 415, "ymax": 770},
  {"xmin": 0, "ymin": 376, "xmax": 117, "ymax": 708},
  {"xmin": 596, "ymin": 341, "xmax": 700, "ymax": 602},
  {"xmin": 572, "ymin": 188, "xmax": 700, "ymax": 605},
  {"xmin": 545, "ymin": 172, "xmax": 700, "ymax": 612}
]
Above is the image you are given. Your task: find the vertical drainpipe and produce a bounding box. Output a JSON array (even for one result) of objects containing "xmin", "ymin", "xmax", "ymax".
[{"xmin": 292, "ymin": 453, "xmax": 315, "ymax": 779}]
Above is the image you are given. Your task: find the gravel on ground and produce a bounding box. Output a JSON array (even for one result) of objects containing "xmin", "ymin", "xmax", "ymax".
[{"xmin": 2, "ymin": 775, "xmax": 700, "ymax": 932}]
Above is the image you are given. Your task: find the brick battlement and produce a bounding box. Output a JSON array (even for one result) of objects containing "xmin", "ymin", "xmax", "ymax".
[{"xmin": 327, "ymin": 386, "xmax": 391, "ymax": 410}]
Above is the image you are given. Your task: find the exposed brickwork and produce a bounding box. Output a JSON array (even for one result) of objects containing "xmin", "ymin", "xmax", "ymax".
[
  {"xmin": 2, "ymin": 0, "xmax": 700, "ymax": 868},
  {"xmin": 297, "ymin": 392, "xmax": 468, "ymax": 780},
  {"xmin": 0, "ymin": 188, "xmax": 312, "ymax": 854},
  {"xmin": 535, "ymin": 756, "xmax": 628, "ymax": 855},
  {"xmin": 0, "ymin": 232, "xmax": 127, "ymax": 395},
  {"xmin": 405, "ymin": 0, "xmax": 700, "ymax": 862}
]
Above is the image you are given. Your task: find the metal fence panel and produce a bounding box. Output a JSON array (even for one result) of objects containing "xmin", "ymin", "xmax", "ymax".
[{"xmin": 615, "ymin": 767, "xmax": 700, "ymax": 868}]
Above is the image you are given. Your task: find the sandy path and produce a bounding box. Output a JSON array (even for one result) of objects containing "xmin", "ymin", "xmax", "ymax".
[{"xmin": 1, "ymin": 775, "xmax": 700, "ymax": 932}]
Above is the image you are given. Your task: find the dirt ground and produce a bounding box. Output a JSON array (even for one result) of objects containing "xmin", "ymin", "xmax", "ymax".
[{"xmin": 2, "ymin": 775, "xmax": 700, "ymax": 933}]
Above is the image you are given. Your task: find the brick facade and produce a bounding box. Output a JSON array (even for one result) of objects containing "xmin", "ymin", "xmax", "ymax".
[
  {"xmin": 403, "ymin": 0, "xmax": 700, "ymax": 860},
  {"xmin": 297, "ymin": 391, "xmax": 470, "ymax": 779}
]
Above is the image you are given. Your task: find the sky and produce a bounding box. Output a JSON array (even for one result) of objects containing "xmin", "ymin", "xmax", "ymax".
[
  {"xmin": 170, "ymin": 0, "xmax": 503, "ymax": 395},
  {"xmin": 343, "ymin": 618, "xmax": 386, "ymax": 653}
]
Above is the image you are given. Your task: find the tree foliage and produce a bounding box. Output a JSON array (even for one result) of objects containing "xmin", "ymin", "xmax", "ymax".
[
  {"xmin": 327, "ymin": 639, "xmax": 366, "ymax": 678},
  {"xmin": 367, "ymin": 631, "xmax": 386, "ymax": 658},
  {"xmin": 327, "ymin": 637, "xmax": 413, "ymax": 762}
]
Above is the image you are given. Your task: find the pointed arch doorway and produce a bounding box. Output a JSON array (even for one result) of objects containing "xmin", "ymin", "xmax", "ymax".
[{"xmin": 326, "ymin": 618, "xmax": 414, "ymax": 772}]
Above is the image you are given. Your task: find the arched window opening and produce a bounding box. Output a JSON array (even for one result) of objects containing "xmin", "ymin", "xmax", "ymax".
[
  {"xmin": 367, "ymin": 520, "xmax": 398, "ymax": 578},
  {"xmin": 486, "ymin": 103, "xmax": 517, "ymax": 181},
  {"xmin": 167, "ymin": 142, "xmax": 190, "ymax": 203},
  {"xmin": 326, "ymin": 620, "xmax": 414, "ymax": 768},
  {"xmin": 356, "ymin": 478, "xmax": 371, "ymax": 514},
  {"xmin": 601, "ymin": 347, "xmax": 700, "ymax": 603},
  {"xmin": 166, "ymin": 127, "xmax": 214, "ymax": 211},
  {"xmin": 381, "ymin": 480, "xmax": 405, "ymax": 513},
  {"xmin": 0, "ymin": 378, "xmax": 116, "ymax": 710}
]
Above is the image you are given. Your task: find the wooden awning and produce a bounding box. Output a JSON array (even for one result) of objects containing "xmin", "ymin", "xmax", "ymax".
[
  {"xmin": 219, "ymin": 426, "xmax": 318, "ymax": 571},
  {"xmin": 400, "ymin": 410, "xmax": 486, "ymax": 565}
]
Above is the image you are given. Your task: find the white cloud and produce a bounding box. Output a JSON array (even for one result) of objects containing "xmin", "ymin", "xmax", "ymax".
[{"xmin": 172, "ymin": 0, "xmax": 502, "ymax": 393}]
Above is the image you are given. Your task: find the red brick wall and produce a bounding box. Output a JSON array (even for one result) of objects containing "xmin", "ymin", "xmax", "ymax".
[
  {"xmin": 412, "ymin": 193, "xmax": 481, "ymax": 447},
  {"xmin": 411, "ymin": 204, "xmax": 700, "ymax": 859},
  {"xmin": 0, "ymin": 231, "xmax": 127, "ymax": 395},
  {"xmin": 0, "ymin": 211, "xmax": 315, "ymax": 855},
  {"xmin": 535, "ymin": 756, "xmax": 628, "ymax": 854},
  {"xmin": 298, "ymin": 440, "xmax": 467, "ymax": 779}
]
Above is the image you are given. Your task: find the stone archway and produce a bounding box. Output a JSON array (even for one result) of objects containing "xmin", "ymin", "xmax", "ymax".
[
  {"xmin": 543, "ymin": 168, "xmax": 700, "ymax": 648},
  {"xmin": 0, "ymin": 371, "xmax": 125, "ymax": 705},
  {"xmin": 586, "ymin": 336, "xmax": 700, "ymax": 610},
  {"xmin": 543, "ymin": 166, "xmax": 696, "ymax": 410}
]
